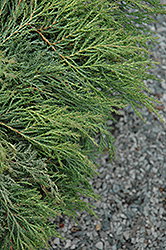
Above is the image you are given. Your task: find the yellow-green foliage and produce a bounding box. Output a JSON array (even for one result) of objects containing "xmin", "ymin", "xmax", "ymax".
[{"xmin": 0, "ymin": 0, "xmax": 165, "ymax": 249}]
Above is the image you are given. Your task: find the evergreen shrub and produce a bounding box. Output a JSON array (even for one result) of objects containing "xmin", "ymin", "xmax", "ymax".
[{"xmin": 0, "ymin": 0, "xmax": 165, "ymax": 249}]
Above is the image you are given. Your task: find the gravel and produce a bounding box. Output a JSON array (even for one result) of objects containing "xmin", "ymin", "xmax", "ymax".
[{"xmin": 48, "ymin": 3, "xmax": 166, "ymax": 250}]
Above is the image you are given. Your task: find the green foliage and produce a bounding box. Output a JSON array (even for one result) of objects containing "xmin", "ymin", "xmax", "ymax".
[{"xmin": 0, "ymin": 0, "xmax": 165, "ymax": 249}]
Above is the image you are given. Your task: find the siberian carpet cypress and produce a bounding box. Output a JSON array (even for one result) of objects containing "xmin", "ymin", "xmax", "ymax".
[{"xmin": 0, "ymin": 0, "xmax": 165, "ymax": 249}]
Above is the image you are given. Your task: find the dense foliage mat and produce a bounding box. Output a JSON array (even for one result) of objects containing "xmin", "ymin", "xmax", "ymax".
[{"xmin": 0, "ymin": 0, "xmax": 165, "ymax": 249}]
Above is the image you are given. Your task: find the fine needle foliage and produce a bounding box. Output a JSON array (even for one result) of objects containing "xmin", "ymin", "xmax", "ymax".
[{"xmin": 0, "ymin": 0, "xmax": 165, "ymax": 249}]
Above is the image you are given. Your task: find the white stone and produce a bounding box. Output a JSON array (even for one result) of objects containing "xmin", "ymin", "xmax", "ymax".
[
  {"xmin": 93, "ymin": 231, "xmax": 98, "ymax": 237},
  {"xmin": 53, "ymin": 238, "xmax": 60, "ymax": 245},
  {"xmin": 95, "ymin": 241, "xmax": 104, "ymax": 250},
  {"xmin": 140, "ymin": 226, "xmax": 146, "ymax": 233},
  {"xmin": 112, "ymin": 245, "xmax": 117, "ymax": 250},
  {"xmin": 123, "ymin": 231, "xmax": 130, "ymax": 240},
  {"xmin": 116, "ymin": 226, "xmax": 123, "ymax": 235},
  {"xmin": 120, "ymin": 213, "xmax": 127, "ymax": 219},
  {"xmin": 64, "ymin": 239, "xmax": 71, "ymax": 249},
  {"xmin": 139, "ymin": 238, "xmax": 145, "ymax": 243},
  {"xmin": 87, "ymin": 232, "xmax": 93, "ymax": 240}
]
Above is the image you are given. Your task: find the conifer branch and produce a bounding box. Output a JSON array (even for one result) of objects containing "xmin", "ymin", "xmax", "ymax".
[{"xmin": 31, "ymin": 26, "xmax": 57, "ymax": 52}]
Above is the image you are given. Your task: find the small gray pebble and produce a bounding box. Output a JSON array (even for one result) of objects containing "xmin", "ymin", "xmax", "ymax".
[
  {"xmin": 64, "ymin": 239, "xmax": 71, "ymax": 249},
  {"xmin": 159, "ymin": 220, "xmax": 166, "ymax": 230},
  {"xmin": 112, "ymin": 244, "xmax": 117, "ymax": 250},
  {"xmin": 95, "ymin": 241, "xmax": 104, "ymax": 249},
  {"xmin": 53, "ymin": 238, "xmax": 60, "ymax": 245},
  {"xmin": 140, "ymin": 226, "xmax": 146, "ymax": 233},
  {"xmin": 139, "ymin": 238, "xmax": 145, "ymax": 243},
  {"xmin": 116, "ymin": 226, "xmax": 123, "ymax": 235},
  {"xmin": 112, "ymin": 184, "xmax": 120, "ymax": 193},
  {"xmin": 102, "ymin": 219, "xmax": 110, "ymax": 231},
  {"xmin": 95, "ymin": 181, "xmax": 102, "ymax": 189},
  {"xmin": 70, "ymin": 245, "xmax": 76, "ymax": 249},
  {"xmin": 123, "ymin": 231, "xmax": 130, "ymax": 240}
]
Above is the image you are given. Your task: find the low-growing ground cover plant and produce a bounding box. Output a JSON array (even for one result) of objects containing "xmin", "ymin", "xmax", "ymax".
[{"xmin": 0, "ymin": 0, "xmax": 165, "ymax": 249}]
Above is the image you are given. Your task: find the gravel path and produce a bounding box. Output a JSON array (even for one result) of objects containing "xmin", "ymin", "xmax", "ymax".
[{"xmin": 48, "ymin": 4, "xmax": 166, "ymax": 250}]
